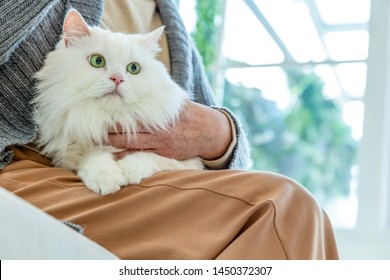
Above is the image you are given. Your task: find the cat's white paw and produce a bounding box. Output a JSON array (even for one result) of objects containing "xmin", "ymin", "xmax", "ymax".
[
  {"xmin": 78, "ymin": 151, "xmax": 129, "ymax": 195},
  {"xmin": 79, "ymin": 165, "xmax": 127, "ymax": 195},
  {"xmin": 117, "ymin": 156, "xmax": 154, "ymax": 184},
  {"xmin": 117, "ymin": 152, "xmax": 204, "ymax": 184},
  {"xmin": 181, "ymin": 157, "xmax": 204, "ymax": 170}
]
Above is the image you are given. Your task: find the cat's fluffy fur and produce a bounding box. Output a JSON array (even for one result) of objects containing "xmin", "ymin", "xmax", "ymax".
[{"xmin": 33, "ymin": 9, "xmax": 203, "ymax": 195}]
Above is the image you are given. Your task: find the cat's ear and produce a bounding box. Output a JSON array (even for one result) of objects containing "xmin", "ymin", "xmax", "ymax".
[
  {"xmin": 63, "ymin": 9, "xmax": 90, "ymax": 47},
  {"xmin": 140, "ymin": 26, "xmax": 165, "ymax": 53}
]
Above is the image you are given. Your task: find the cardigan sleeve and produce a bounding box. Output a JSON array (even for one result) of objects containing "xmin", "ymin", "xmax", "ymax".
[{"xmin": 190, "ymin": 44, "xmax": 251, "ymax": 170}]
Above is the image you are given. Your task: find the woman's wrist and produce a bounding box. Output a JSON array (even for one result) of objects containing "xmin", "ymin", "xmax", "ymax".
[
  {"xmin": 201, "ymin": 109, "xmax": 237, "ymax": 169},
  {"xmin": 198, "ymin": 106, "xmax": 233, "ymax": 161}
]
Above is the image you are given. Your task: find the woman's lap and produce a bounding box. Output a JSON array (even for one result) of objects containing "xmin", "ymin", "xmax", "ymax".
[{"xmin": 0, "ymin": 146, "xmax": 339, "ymax": 259}]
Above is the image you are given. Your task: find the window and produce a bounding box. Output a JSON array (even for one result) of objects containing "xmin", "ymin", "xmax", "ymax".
[{"xmin": 179, "ymin": 0, "xmax": 390, "ymax": 259}]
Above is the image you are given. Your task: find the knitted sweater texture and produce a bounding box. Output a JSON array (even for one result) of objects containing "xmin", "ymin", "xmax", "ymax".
[{"xmin": 0, "ymin": 0, "xmax": 250, "ymax": 170}]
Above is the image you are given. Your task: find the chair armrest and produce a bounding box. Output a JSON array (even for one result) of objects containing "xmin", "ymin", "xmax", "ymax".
[{"xmin": 0, "ymin": 187, "xmax": 118, "ymax": 259}]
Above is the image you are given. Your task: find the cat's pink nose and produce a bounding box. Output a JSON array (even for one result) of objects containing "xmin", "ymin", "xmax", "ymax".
[{"xmin": 109, "ymin": 74, "xmax": 124, "ymax": 86}]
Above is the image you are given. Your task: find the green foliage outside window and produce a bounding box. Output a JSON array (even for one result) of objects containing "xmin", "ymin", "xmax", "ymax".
[
  {"xmin": 223, "ymin": 75, "xmax": 357, "ymax": 201},
  {"xmin": 192, "ymin": 0, "xmax": 225, "ymax": 91},
  {"xmin": 192, "ymin": 0, "xmax": 224, "ymax": 69}
]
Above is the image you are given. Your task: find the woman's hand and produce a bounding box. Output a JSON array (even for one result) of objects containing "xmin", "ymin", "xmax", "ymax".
[{"xmin": 108, "ymin": 100, "xmax": 232, "ymax": 161}]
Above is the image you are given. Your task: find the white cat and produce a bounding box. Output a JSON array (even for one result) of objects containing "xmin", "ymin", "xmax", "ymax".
[{"xmin": 33, "ymin": 9, "xmax": 204, "ymax": 195}]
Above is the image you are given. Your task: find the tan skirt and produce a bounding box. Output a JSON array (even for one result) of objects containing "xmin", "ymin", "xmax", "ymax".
[{"xmin": 0, "ymin": 145, "xmax": 339, "ymax": 259}]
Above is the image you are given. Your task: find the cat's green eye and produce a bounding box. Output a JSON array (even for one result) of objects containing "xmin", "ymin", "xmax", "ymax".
[
  {"xmin": 89, "ymin": 54, "xmax": 106, "ymax": 68},
  {"xmin": 127, "ymin": 62, "xmax": 141, "ymax": 75}
]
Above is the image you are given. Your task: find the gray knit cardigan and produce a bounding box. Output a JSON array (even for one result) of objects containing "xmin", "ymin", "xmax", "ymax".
[{"xmin": 0, "ymin": 0, "xmax": 250, "ymax": 170}]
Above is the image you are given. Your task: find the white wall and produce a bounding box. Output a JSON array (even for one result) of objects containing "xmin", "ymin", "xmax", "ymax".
[{"xmin": 337, "ymin": 0, "xmax": 390, "ymax": 259}]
